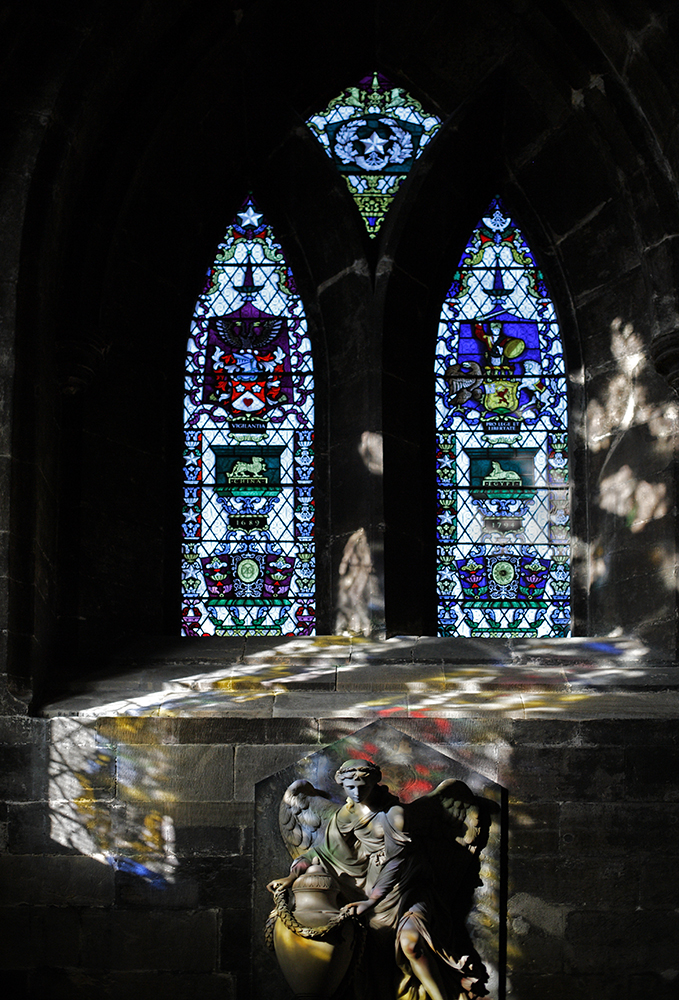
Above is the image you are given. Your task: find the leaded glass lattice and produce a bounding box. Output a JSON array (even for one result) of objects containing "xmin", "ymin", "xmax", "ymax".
[
  {"xmin": 182, "ymin": 196, "xmax": 315, "ymax": 636},
  {"xmin": 435, "ymin": 198, "xmax": 570, "ymax": 638},
  {"xmin": 307, "ymin": 72, "xmax": 441, "ymax": 237}
]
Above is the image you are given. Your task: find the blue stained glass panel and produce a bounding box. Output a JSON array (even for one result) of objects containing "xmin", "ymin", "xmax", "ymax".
[
  {"xmin": 307, "ymin": 72, "xmax": 441, "ymax": 237},
  {"xmin": 435, "ymin": 198, "xmax": 570, "ymax": 638},
  {"xmin": 182, "ymin": 196, "xmax": 315, "ymax": 636}
]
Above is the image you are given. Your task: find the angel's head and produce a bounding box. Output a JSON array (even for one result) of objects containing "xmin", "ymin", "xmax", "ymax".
[{"xmin": 335, "ymin": 759, "xmax": 381, "ymax": 804}]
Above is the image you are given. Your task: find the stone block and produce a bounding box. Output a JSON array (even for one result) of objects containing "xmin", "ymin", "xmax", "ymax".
[
  {"xmin": 115, "ymin": 744, "xmax": 234, "ymax": 803},
  {"xmin": 336, "ymin": 658, "xmax": 446, "ymax": 691},
  {"xmin": 508, "ymin": 802, "xmax": 560, "ymax": 854},
  {"xmin": 0, "ymin": 717, "xmax": 47, "ymax": 743},
  {"xmin": 97, "ymin": 716, "xmax": 181, "ymax": 744},
  {"xmin": 428, "ymin": 742, "xmax": 500, "ymax": 784},
  {"xmin": 5, "ymin": 801, "xmax": 68, "ymax": 855},
  {"xmin": 233, "ymin": 744, "xmax": 315, "ymax": 801},
  {"xmin": 624, "ymin": 745, "xmax": 679, "ymax": 800},
  {"xmin": 170, "ymin": 801, "xmax": 252, "ymax": 830},
  {"xmin": 559, "ymin": 198, "xmax": 638, "ymax": 296},
  {"xmin": 48, "ymin": 718, "xmax": 115, "ymax": 801},
  {"xmin": 628, "ymin": 972, "xmax": 679, "ymax": 1000},
  {"xmin": 575, "ymin": 719, "xmax": 679, "ymax": 747},
  {"xmin": 1, "ymin": 971, "xmax": 28, "ymax": 997},
  {"xmin": 220, "ymin": 908, "xmax": 251, "ymax": 973},
  {"xmin": 31, "ymin": 905, "xmax": 83, "ymax": 967},
  {"xmin": 564, "ymin": 910, "xmax": 636, "ymax": 973},
  {"xmin": 0, "ymin": 904, "xmax": 81, "ymax": 969},
  {"xmin": 80, "ymin": 908, "xmax": 221, "ymax": 971},
  {"xmin": 116, "ymin": 855, "xmax": 251, "ymax": 910},
  {"xmin": 631, "ymin": 909, "xmax": 679, "ymax": 969},
  {"xmin": 0, "ymin": 903, "xmax": 31, "ymax": 967},
  {"xmin": 157, "ymin": 689, "xmax": 276, "ymax": 717},
  {"xmin": 171, "ymin": 717, "xmax": 323, "ymax": 746},
  {"xmin": 517, "ymin": 119, "xmax": 612, "ymax": 239},
  {"xmin": 318, "ymin": 718, "xmax": 381, "ymax": 743},
  {"xmin": 560, "ymin": 802, "xmax": 679, "ymax": 856},
  {"xmin": 173, "ymin": 822, "xmax": 243, "ymax": 858},
  {"xmin": 639, "ymin": 864, "xmax": 679, "ymax": 908},
  {"xmin": 387, "ymin": 716, "xmax": 512, "ymax": 747},
  {"xmin": 500, "ymin": 747, "xmax": 626, "ymax": 802},
  {"xmin": 0, "ymin": 855, "xmax": 114, "ymax": 906},
  {"xmin": 114, "ymin": 868, "xmax": 201, "ymax": 909},
  {"xmin": 557, "ymin": 857, "xmax": 639, "ymax": 909},
  {"xmin": 27, "ymin": 968, "xmax": 237, "ymax": 1000},
  {"xmin": 508, "ymin": 858, "xmax": 563, "ymax": 904},
  {"xmin": 410, "ymin": 636, "xmax": 504, "ymax": 664},
  {"xmin": 507, "ymin": 720, "xmax": 580, "ymax": 746},
  {"xmin": 273, "ymin": 690, "xmax": 407, "ymax": 718},
  {"xmin": 507, "ymin": 973, "xmax": 628, "ymax": 1000},
  {"xmin": 0, "ymin": 744, "xmax": 48, "ymax": 801},
  {"xmin": 186, "ymin": 855, "xmax": 251, "ymax": 908},
  {"xmin": 506, "ymin": 898, "xmax": 567, "ymax": 973}
]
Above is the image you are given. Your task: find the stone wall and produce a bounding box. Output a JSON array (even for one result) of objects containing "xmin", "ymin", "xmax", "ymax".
[
  {"xmin": 1, "ymin": 4, "xmax": 679, "ymax": 999},
  {"xmin": 1, "ymin": 638, "xmax": 678, "ymax": 998}
]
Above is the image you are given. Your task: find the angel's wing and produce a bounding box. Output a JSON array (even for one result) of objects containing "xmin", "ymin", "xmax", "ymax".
[
  {"xmin": 406, "ymin": 778, "xmax": 483, "ymax": 849},
  {"xmin": 404, "ymin": 778, "xmax": 487, "ymax": 913},
  {"xmin": 278, "ymin": 779, "xmax": 339, "ymax": 861}
]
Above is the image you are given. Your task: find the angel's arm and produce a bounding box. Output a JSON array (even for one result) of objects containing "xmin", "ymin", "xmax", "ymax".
[{"xmin": 266, "ymin": 855, "xmax": 311, "ymax": 895}]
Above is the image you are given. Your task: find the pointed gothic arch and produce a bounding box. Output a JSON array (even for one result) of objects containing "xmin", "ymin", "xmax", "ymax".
[
  {"xmin": 434, "ymin": 197, "xmax": 570, "ymax": 638},
  {"xmin": 182, "ymin": 196, "xmax": 316, "ymax": 636}
]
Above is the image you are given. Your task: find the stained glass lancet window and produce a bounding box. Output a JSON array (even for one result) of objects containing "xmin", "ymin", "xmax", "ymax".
[
  {"xmin": 435, "ymin": 198, "xmax": 570, "ymax": 638},
  {"xmin": 182, "ymin": 196, "xmax": 315, "ymax": 637},
  {"xmin": 306, "ymin": 72, "xmax": 441, "ymax": 237}
]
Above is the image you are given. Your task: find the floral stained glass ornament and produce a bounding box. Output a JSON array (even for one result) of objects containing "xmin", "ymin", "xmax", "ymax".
[
  {"xmin": 182, "ymin": 196, "xmax": 315, "ymax": 636},
  {"xmin": 307, "ymin": 72, "xmax": 441, "ymax": 237},
  {"xmin": 435, "ymin": 197, "xmax": 570, "ymax": 638}
]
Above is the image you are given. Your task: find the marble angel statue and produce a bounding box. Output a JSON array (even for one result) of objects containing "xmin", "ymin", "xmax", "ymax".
[{"xmin": 267, "ymin": 758, "xmax": 489, "ymax": 1000}]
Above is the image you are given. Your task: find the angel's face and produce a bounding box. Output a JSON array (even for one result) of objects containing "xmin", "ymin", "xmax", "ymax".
[{"xmin": 340, "ymin": 772, "xmax": 377, "ymax": 804}]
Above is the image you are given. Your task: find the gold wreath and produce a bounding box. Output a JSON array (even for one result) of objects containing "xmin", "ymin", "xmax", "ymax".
[{"xmin": 265, "ymin": 885, "xmax": 364, "ymax": 945}]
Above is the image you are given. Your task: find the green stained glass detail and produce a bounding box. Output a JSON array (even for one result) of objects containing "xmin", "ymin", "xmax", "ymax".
[{"xmin": 307, "ymin": 72, "xmax": 441, "ymax": 237}]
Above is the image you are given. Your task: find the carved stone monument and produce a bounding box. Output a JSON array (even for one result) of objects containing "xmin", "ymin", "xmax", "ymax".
[{"xmin": 255, "ymin": 722, "xmax": 504, "ymax": 1000}]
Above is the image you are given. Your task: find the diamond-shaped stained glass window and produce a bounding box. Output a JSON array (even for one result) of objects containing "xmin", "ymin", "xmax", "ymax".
[{"xmin": 307, "ymin": 72, "xmax": 441, "ymax": 237}]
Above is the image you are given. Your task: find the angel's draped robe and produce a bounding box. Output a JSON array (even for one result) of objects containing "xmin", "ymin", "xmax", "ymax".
[{"xmin": 302, "ymin": 796, "xmax": 470, "ymax": 997}]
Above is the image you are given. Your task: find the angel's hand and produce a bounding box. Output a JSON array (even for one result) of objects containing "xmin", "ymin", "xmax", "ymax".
[
  {"xmin": 266, "ymin": 873, "xmax": 296, "ymax": 894},
  {"xmin": 341, "ymin": 898, "xmax": 376, "ymax": 916}
]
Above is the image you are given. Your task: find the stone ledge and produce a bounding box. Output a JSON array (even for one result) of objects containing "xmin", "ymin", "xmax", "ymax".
[{"xmin": 36, "ymin": 635, "xmax": 679, "ymax": 720}]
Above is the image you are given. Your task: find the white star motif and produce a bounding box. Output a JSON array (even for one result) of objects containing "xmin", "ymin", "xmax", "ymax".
[
  {"xmin": 238, "ymin": 205, "xmax": 263, "ymax": 227},
  {"xmin": 361, "ymin": 131, "xmax": 387, "ymax": 156}
]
